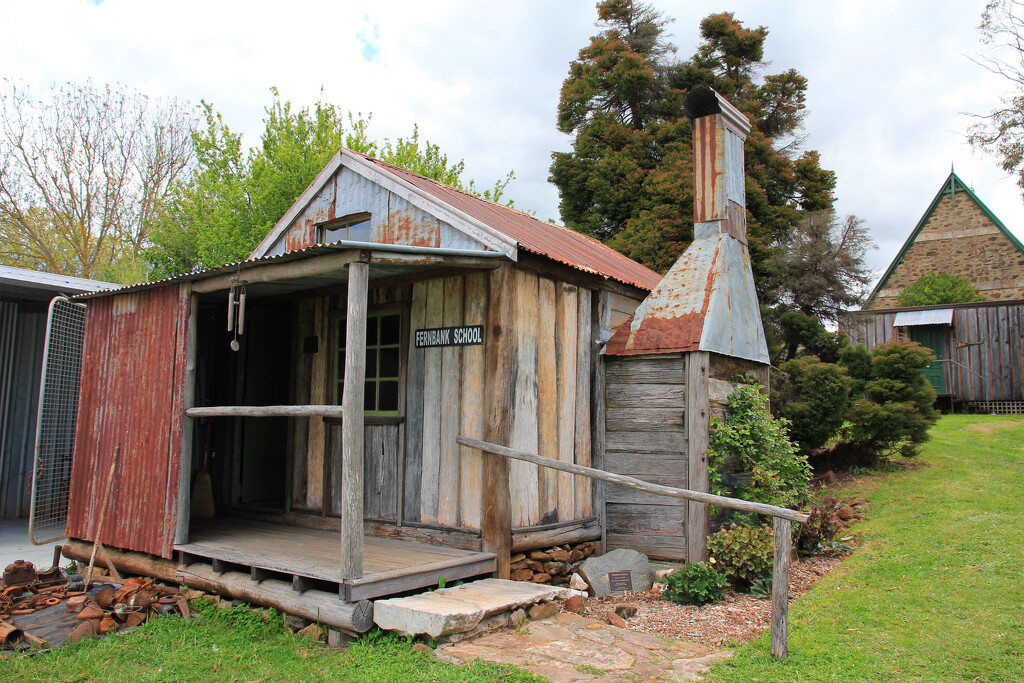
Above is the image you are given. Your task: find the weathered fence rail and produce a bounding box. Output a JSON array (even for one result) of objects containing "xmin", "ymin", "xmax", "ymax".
[{"xmin": 456, "ymin": 435, "xmax": 808, "ymax": 658}]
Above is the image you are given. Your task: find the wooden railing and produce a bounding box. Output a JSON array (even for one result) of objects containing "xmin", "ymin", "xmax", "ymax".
[{"xmin": 457, "ymin": 435, "xmax": 809, "ymax": 659}]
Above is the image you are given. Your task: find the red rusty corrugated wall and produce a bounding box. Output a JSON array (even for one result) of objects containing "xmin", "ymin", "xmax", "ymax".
[{"xmin": 67, "ymin": 284, "xmax": 189, "ymax": 559}]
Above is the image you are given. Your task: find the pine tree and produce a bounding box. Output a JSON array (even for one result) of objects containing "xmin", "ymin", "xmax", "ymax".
[{"xmin": 550, "ymin": 3, "xmax": 837, "ymax": 304}]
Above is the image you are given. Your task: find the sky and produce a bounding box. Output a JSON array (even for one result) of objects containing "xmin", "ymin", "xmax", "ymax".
[{"xmin": 1, "ymin": 0, "xmax": 1021, "ymax": 283}]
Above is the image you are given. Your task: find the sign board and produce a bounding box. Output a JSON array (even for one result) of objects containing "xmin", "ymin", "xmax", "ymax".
[
  {"xmin": 415, "ymin": 325, "xmax": 483, "ymax": 348},
  {"xmin": 607, "ymin": 570, "xmax": 633, "ymax": 593}
]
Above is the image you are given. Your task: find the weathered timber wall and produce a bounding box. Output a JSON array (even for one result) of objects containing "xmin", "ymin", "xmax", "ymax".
[
  {"xmin": 602, "ymin": 354, "xmax": 688, "ymax": 560},
  {"xmin": 843, "ymin": 301, "xmax": 1024, "ymax": 402},
  {"xmin": 291, "ymin": 285, "xmax": 409, "ymax": 514},
  {"xmin": 68, "ymin": 286, "xmax": 188, "ymax": 558},
  {"xmin": 289, "ymin": 271, "xmax": 596, "ymax": 534},
  {"xmin": 266, "ymin": 166, "xmax": 488, "ymax": 256}
]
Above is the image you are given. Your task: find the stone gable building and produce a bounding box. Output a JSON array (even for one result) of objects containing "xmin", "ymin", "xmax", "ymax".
[
  {"xmin": 843, "ymin": 171, "xmax": 1024, "ymax": 411},
  {"xmin": 864, "ymin": 171, "xmax": 1024, "ymax": 309}
]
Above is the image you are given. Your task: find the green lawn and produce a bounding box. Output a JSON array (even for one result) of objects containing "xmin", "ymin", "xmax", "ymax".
[
  {"xmin": 1, "ymin": 599, "xmax": 540, "ymax": 682},
  {"xmin": 707, "ymin": 414, "xmax": 1024, "ymax": 683}
]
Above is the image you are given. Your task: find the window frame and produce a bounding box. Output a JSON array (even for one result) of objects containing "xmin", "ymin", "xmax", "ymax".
[
  {"xmin": 318, "ymin": 212, "xmax": 372, "ymax": 245},
  {"xmin": 331, "ymin": 306, "xmax": 405, "ymax": 418}
]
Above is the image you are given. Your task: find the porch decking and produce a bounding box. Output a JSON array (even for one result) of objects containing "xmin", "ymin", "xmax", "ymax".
[{"xmin": 174, "ymin": 518, "xmax": 496, "ymax": 601}]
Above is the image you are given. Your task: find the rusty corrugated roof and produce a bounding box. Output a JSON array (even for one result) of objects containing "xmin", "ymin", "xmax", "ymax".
[{"xmin": 352, "ymin": 152, "xmax": 662, "ymax": 291}]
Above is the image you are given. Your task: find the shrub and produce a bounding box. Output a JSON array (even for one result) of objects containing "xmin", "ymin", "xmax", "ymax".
[
  {"xmin": 896, "ymin": 271, "xmax": 984, "ymax": 307},
  {"xmin": 776, "ymin": 356, "xmax": 852, "ymax": 452},
  {"xmin": 710, "ymin": 380, "xmax": 811, "ymax": 509},
  {"xmin": 778, "ymin": 311, "xmax": 851, "ymax": 364},
  {"xmin": 838, "ymin": 343, "xmax": 873, "ymax": 396},
  {"xmin": 795, "ymin": 496, "xmax": 842, "ymax": 556},
  {"xmin": 845, "ymin": 341, "xmax": 939, "ymax": 457},
  {"xmin": 662, "ymin": 562, "xmax": 728, "ymax": 606},
  {"xmin": 707, "ymin": 523, "xmax": 774, "ymax": 592}
]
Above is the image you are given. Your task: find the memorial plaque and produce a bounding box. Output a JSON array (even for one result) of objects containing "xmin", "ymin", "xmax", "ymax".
[{"xmin": 607, "ymin": 570, "xmax": 633, "ymax": 593}]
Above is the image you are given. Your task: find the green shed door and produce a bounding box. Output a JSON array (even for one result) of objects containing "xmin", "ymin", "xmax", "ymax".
[{"xmin": 908, "ymin": 325, "xmax": 946, "ymax": 395}]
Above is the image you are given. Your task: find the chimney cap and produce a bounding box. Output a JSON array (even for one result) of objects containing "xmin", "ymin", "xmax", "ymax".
[{"xmin": 683, "ymin": 86, "xmax": 751, "ymax": 136}]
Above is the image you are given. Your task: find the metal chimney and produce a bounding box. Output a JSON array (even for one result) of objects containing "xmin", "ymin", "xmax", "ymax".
[{"xmin": 604, "ymin": 87, "xmax": 768, "ymax": 363}]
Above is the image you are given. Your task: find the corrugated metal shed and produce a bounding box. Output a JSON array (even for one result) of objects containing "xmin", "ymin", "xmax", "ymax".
[
  {"xmin": 353, "ymin": 153, "xmax": 662, "ymax": 291},
  {"xmin": 892, "ymin": 308, "xmax": 954, "ymax": 326}
]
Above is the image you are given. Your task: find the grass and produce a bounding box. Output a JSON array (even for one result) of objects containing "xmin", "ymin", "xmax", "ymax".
[
  {"xmin": 706, "ymin": 414, "xmax": 1024, "ymax": 682},
  {"xmin": 1, "ymin": 600, "xmax": 541, "ymax": 682}
]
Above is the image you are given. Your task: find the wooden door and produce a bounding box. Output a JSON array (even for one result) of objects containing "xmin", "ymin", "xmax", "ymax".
[{"xmin": 909, "ymin": 325, "xmax": 947, "ymax": 395}]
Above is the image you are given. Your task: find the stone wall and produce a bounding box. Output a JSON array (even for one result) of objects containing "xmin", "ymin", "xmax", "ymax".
[{"xmin": 868, "ymin": 192, "xmax": 1024, "ymax": 309}]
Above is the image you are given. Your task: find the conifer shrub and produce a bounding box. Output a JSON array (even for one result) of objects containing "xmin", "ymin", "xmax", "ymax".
[
  {"xmin": 776, "ymin": 355, "xmax": 851, "ymax": 453},
  {"xmin": 844, "ymin": 341, "xmax": 939, "ymax": 457}
]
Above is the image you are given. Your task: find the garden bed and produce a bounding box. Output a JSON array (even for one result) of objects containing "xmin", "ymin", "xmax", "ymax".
[{"xmin": 574, "ymin": 554, "xmax": 846, "ymax": 646}]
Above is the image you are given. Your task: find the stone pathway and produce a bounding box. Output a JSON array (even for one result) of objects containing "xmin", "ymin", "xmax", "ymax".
[{"xmin": 436, "ymin": 612, "xmax": 732, "ymax": 682}]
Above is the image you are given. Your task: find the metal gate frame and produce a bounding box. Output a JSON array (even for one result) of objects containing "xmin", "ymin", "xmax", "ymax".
[{"xmin": 29, "ymin": 295, "xmax": 87, "ymax": 544}]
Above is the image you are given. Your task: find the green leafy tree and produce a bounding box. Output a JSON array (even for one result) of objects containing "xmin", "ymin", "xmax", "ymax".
[
  {"xmin": 146, "ymin": 90, "xmax": 514, "ymax": 279},
  {"xmin": 895, "ymin": 271, "xmax": 985, "ymax": 307},
  {"xmin": 551, "ymin": 3, "xmax": 836, "ymax": 302}
]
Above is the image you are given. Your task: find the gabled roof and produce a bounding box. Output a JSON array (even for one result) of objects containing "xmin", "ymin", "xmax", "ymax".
[
  {"xmin": 865, "ymin": 171, "xmax": 1024, "ymax": 303},
  {"xmin": 251, "ymin": 148, "xmax": 662, "ymax": 292}
]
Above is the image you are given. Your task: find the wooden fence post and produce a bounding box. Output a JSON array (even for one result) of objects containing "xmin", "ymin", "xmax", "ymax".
[{"xmin": 771, "ymin": 517, "xmax": 792, "ymax": 658}]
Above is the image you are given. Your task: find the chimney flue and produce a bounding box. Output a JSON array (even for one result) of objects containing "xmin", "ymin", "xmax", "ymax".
[{"xmin": 685, "ymin": 86, "xmax": 751, "ymax": 243}]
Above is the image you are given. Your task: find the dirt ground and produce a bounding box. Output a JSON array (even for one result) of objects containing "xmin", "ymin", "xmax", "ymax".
[{"xmin": 576, "ymin": 554, "xmax": 846, "ymax": 647}]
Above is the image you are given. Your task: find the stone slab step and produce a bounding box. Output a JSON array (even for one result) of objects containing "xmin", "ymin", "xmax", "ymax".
[{"xmin": 373, "ymin": 578, "xmax": 572, "ymax": 637}]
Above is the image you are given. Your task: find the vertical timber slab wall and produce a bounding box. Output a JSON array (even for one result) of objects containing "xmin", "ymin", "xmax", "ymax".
[
  {"xmin": 289, "ymin": 270, "xmax": 598, "ymax": 537},
  {"xmin": 844, "ymin": 302, "xmax": 1024, "ymax": 402},
  {"xmin": 602, "ymin": 354, "xmax": 688, "ymax": 560}
]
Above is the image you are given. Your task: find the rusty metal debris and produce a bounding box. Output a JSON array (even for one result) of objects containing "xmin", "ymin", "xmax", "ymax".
[{"xmin": 1, "ymin": 559, "xmax": 199, "ymax": 654}]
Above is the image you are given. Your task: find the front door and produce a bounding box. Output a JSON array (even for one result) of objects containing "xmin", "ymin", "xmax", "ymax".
[{"xmin": 908, "ymin": 325, "xmax": 947, "ymax": 395}]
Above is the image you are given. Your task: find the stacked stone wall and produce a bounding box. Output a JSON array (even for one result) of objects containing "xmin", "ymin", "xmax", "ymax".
[{"xmin": 869, "ymin": 193, "xmax": 1024, "ymax": 309}]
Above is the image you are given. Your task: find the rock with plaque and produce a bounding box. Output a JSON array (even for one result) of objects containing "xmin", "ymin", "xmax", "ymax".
[{"xmin": 577, "ymin": 548, "xmax": 652, "ymax": 596}]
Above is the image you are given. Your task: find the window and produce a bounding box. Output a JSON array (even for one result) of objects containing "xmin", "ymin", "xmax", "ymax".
[
  {"xmin": 319, "ymin": 212, "xmax": 372, "ymax": 244},
  {"xmin": 335, "ymin": 312, "xmax": 402, "ymax": 415}
]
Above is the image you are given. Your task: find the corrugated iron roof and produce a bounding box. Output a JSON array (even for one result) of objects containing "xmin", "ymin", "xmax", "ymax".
[
  {"xmin": 0, "ymin": 264, "xmax": 117, "ymax": 295},
  {"xmin": 893, "ymin": 308, "xmax": 955, "ymax": 326},
  {"xmin": 351, "ymin": 151, "xmax": 662, "ymax": 291},
  {"xmin": 76, "ymin": 243, "xmax": 502, "ymax": 299}
]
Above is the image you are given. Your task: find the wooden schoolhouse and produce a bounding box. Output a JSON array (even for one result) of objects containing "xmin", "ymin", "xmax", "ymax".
[{"xmin": 56, "ymin": 87, "xmax": 771, "ymax": 631}]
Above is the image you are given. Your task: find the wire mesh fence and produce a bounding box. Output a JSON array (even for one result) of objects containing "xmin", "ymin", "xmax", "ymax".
[{"xmin": 29, "ymin": 296, "xmax": 86, "ymax": 545}]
